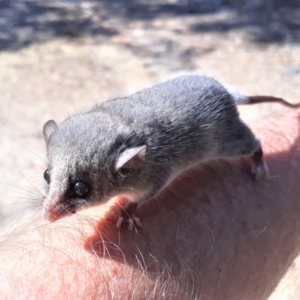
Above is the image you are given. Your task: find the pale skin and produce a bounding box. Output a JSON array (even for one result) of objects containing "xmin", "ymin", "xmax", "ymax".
[{"xmin": 0, "ymin": 109, "xmax": 300, "ymax": 300}]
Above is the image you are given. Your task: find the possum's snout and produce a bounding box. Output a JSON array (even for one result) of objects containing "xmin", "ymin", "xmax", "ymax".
[{"xmin": 43, "ymin": 198, "xmax": 75, "ymax": 222}]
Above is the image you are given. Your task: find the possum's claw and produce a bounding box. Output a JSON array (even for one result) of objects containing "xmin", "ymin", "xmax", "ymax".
[
  {"xmin": 115, "ymin": 201, "xmax": 141, "ymax": 230},
  {"xmin": 116, "ymin": 215, "xmax": 142, "ymax": 231}
]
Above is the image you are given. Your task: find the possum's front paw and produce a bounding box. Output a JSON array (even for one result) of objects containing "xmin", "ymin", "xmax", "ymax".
[
  {"xmin": 116, "ymin": 215, "xmax": 142, "ymax": 231},
  {"xmin": 115, "ymin": 201, "xmax": 141, "ymax": 231},
  {"xmin": 251, "ymin": 159, "xmax": 269, "ymax": 180}
]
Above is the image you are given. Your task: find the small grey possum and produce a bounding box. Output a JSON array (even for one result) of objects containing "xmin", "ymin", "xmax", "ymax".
[{"xmin": 42, "ymin": 75, "xmax": 299, "ymax": 230}]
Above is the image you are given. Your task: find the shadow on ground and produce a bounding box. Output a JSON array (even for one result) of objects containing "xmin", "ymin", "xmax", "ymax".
[{"xmin": 0, "ymin": 0, "xmax": 299, "ymax": 51}]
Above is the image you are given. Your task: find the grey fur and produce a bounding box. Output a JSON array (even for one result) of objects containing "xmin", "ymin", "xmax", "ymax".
[{"xmin": 42, "ymin": 75, "xmax": 262, "ymax": 222}]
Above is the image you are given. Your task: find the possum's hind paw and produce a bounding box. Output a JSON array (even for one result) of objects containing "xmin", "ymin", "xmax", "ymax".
[
  {"xmin": 251, "ymin": 147, "xmax": 269, "ymax": 180},
  {"xmin": 251, "ymin": 159, "xmax": 269, "ymax": 180}
]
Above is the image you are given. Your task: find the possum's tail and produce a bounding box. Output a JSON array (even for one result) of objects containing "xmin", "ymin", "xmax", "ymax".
[{"xmin": 230, "ymin": 90, "xmax": 300, "ymax": 108}]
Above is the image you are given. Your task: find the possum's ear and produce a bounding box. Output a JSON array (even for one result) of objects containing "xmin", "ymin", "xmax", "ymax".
[
  {"xmin": 43, "ymin": 120, "xmax": 58, "ymax": 145},
  {"xmin": 113, "ymin": 145, "xmax": 147, "ymax": 172}
]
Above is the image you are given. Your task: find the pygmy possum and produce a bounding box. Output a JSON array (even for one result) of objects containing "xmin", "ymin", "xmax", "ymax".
[{"xmin": 42, "ymin": 75, "xmax": 299, "ymax": 230}]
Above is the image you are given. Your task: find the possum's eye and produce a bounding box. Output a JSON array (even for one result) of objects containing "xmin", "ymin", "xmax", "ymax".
[
  {"xmin": 43, "ymin": 169, "xmax": 50, "ymax": 184},
  {"xmin": 74, "ymin": 181, "xmax": 89, "ymax": 197}
]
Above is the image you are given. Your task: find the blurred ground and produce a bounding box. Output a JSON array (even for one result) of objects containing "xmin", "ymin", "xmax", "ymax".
[{"xmin": 0, "ymin": 0, "xmax": 300, "ymax": 229}]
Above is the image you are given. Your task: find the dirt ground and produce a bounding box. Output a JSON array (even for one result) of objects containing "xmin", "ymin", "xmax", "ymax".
[{"xmin": 0, "ymin": 0, "xmax": 300, "ymax": 298}]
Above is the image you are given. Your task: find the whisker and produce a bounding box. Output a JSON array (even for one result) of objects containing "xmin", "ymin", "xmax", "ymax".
[
  {"xmin": 1, "ymin": 200, "xmax": 42, "ymax": 206},
  {"xmin": 2, "ymin": 188, "xmax": 42, "ymax": 197},
  {"xmin": 16, "ymin": 144, "xmax": 47, "ymax": 165},
  {"xmin": 14, "ymin": 163, "xmax": 44, "ymax": 196}
]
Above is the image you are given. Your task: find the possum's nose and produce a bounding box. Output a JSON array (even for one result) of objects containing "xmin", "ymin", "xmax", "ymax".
[
  {"xmin": 43, "ymin": 208, "xmax": 60, "ymax": 222},
  {"xmin": 43, "ymin": 199, "xmax": 73, "ymax": 222},
  {"xmin": 43, "ymin": 205, "xmax": 64, "ymax": 222}
]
